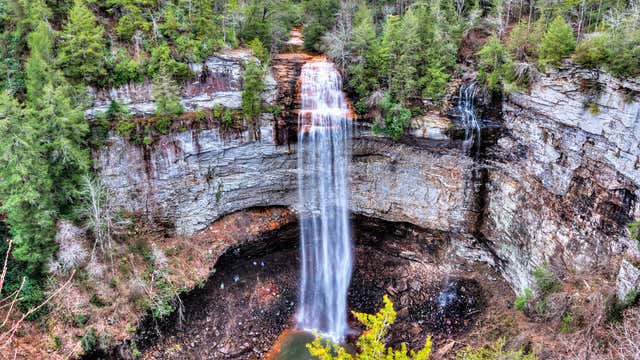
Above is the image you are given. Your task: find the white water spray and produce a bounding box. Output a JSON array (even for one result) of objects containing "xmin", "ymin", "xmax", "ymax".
[
  {"xmin": 296, "ymin": 61, "xmax": 353, "ymax": 342},
  {"xmin": 458, "ymin": 82, "xmax": 481, "ymax": 153}
]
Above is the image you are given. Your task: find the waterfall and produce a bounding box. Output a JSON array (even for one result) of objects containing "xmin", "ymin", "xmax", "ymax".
[
  {"xmin": 458, "ymin": 82, "xmax": 481, "ymax": 153},
  {"xmin": 296, "ymin": 60, "xmax": 353, "ymax": 342}
]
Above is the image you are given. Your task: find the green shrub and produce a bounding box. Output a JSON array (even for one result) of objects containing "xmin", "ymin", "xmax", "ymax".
[
  {"xmin": 107, "ymin": 48, "xmax": 144, "ymax": 87},
  {"xmin": 534, "ymin": 299, "xmax": 547, "ymax": 316},
  {"xmin": 80, "ymin": 327, "xmax": 99, "ymax": 353},
  {"xmin": 538, "ymin": 16, "xmax": 576, "ymax": 68},
  {"xmin": 515, "ymin": 288, "xmax": 532, "ymax": 311},
  {"xmin": 90, "ymin": 115, "xmax": 111, "ymax": 147},
  {"xmin": 372, "ymin": 95, "xmax": 411, "ymax": 140},
  {"xmin": 129, "ymin": 238, "xmax": 151, "ymax": 258},
  {"xmin": 152, "ymin": 71, "xmax": 184, "ymax": 119},
  {"xmin": 213, "ymin": 104, "xmax": 224, "ymax": 118},
  {"xmin": 248, "ymin": 37, "xmax": 269, "ymax": 65},
  {"xmin": 574, "ymin": 35, "xmax": 610, "ymax": 70},
  {"xmin": 89, "ymin": 294, "xmax": 109, "ymax": 307},
  {"xmin": 130, "ymin": 340, "xmax": 142, "ymax": 358},
  {"xmin": 116, "ymin": 120, "xmax": 137, "ymax": 139},
  {"xmin": 222, "ymin": 109, "xmax": 234, "ymax": 127},
  {"xmin": 194, "ymin": 109, "xmax": 207, "ymax": 122},
  {"xmin": 241, "ymin": 59, "xmax": 265, "ymax": 122},
  {"xmin": 477, "ymin": 36, "xmax": 514, "ymax": 94},
  {"xmin": 154, "ymin": 117, "xmax": 171, "ymax": 135},
  {"xmin": 457, "ymin": 338, "xmax": 537, "ymax": 359},
  {"xmin": 533, "ymin": 265, "xmax": 559, "ymax": 294},
  {"xmin": 560, "ymin": 314, "xmax": 575, "ymax": 333},
  {"xmin": 73, "ymin": 312, "xmax": 90, "ymax": 328},
  {"xmin": 508, "ymin": 19, "xmax": 545, "ymax": 61},
  {"xmin": 307, "ymin": 295, "xmax": 432, "ymax": 359},
  {"xmin": 606, "ymin": 36, "xmax": 640, "ymax": 78},
  {"xmin": 106, "ymin": 100, "xmax": 131, "ymax": 121}
]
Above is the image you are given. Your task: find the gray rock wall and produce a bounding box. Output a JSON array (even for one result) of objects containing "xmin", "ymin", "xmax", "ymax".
[
  {"xmin": 95, "ymin": 123, "xmax": 476, "ymax": 236},
  {"xmin": 86, "ymin": 49, "xmax": 277, "ymax": 118},
  {"xmin": 484, "ymin": 66, "xmax": 640, "ymax": 293}
]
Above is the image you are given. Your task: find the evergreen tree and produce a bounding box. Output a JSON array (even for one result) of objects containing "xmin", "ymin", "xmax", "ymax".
[
  {"xmin": 538, "ymin": 15, "xmax": 576, "ymax": 68},
  {"xmin": 241, "ymin": 59, "xmax": 265, "ymax": 122},
  {"xmin": 348, "ymin": 4, "xmax": 381, "ymax": 100},
  {"xmin": 152, "ymin": 70, "xmax": 184, "ymax": 118},
  {"xmin": 0, "ymin": 20, "xmax": 90, "ymax": 274},
  {"xmin": 24, "ymin": 21, "xmax": 55, "ymax": 103},
  {"xmin": 302, "ymin": 0, "xmax": 339, "ymax": 51},
  {"xmin": 57, "ymin": 0, "xmax": 106, "ymax": 84},
  {"xmin": 477, "ymin": 36, "xmax": 514, "ymax": 94},
  {"xmin": 389, "ymin": 10, "xmax": 421, "ymax": 103},
  {"xmin": 112, "ymin": 0, "xmax": 152, "ymax": 40},
  {"xmin": 0, "ymin": 92, "xmax": 56, "ymax": 271}
]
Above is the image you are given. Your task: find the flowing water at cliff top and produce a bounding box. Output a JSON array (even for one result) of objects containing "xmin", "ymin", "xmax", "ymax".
[
  {"xmin": 296, "ymin": 60, "xmax": 353, "ymax": 342},
  {"xmin": 457, "ymin": 82, "xmax": 481, "ymax": 154}
]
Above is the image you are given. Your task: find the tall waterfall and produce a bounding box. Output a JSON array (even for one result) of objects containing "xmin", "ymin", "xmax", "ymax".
[
  {"xmin": 458, "ymin": 82, "xmax": 481, "ymax": 153},
  {"xmin": 296, "ymin": 60, "xmax": 353, "ymax": 342}
]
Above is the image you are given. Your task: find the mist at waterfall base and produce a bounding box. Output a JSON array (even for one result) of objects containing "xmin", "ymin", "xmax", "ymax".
[{"xmin": 295, "ymin": 60, "xmax": 353, "ymax": 343}]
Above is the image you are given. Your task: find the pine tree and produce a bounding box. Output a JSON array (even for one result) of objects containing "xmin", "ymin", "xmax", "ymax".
[
  {"xmin": 24, "ymin": 21, "xmax": 54, "ymax": 103},
  {"xmin": 57, "ymin": 0, "xmax": 106, "ymax": 84},
  {"xmin": 477, "ymin": 36, "xmax": 514, "ymax": 93},
  {"xmin": 348, "ymin": 4, "xmax": 380, "ymax": 100},
  {"xmin": 0, "ymin": 19, "xmax": 90, "ymax": 274},
  {"xmin": 152, "ymin": 70, "xmax": 184, "ymax": 118},
  {"xmin": 389, "ymin": 9, "xmax": 421, "ymax": 103},
  {"xmin": 538, "ymin": 15, "xmax": 576, "ymax": 68},
  {"xmin": 241, "ymin": 59, "xmax": 265, "ymax": 122}
]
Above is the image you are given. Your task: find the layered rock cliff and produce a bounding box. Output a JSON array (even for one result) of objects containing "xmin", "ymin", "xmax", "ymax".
[
  {"xmin": 484, "ymin": 67, "xmax": 640, "ymax": 293},
  {"xmin": 95, "ymin": 123, "xmax": 476, "ymax": 236},
  {"xmin": 92, "ymin": 50, "xmax": 640, "ymax": 298}
]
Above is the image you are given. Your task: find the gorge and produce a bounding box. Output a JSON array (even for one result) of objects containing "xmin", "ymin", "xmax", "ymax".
[{"xmin": 1, "ymin": 2, "xmax": 640, "ymax": 359}]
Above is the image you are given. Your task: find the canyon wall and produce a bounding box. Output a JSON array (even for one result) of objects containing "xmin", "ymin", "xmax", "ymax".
[
  {"xmin": 92, "ymin": 50, "xmax": 640, "ymax": 296},
  {"xmin": 86, "ymin": 49, "xmax": 277, "ymax": 118},
  {"xmin": 484, "ymin": 67, "xmax": 640, "ymax": 293},
  {"xmin": 95, "ymin": 124, "xmax": 476, "ymax": 236}
]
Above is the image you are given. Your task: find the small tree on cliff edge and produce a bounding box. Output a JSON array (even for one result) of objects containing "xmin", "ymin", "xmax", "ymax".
[
  {"xmin": 538, "ymin": 16, "xmax": 576, "ymax": 69},
  {"xmin": 241, "ymin": 59, "xmax": 265, "ymax": 123}
]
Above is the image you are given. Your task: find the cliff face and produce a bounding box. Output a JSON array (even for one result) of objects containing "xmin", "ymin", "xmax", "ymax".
[
  {"xmin": 95, "ymin": 123, "xmax": 475, "ymax": 236},
  {"xmin": 86, "ymin": 49, "xmax": 277, "ymax": 118},
  {"xmin": 93, "ymin": 51, "xmax": 640, "ymax": 295},
  {"xmin": 484, "ymin": 67, "xmax": 640, "ymax": 292}
]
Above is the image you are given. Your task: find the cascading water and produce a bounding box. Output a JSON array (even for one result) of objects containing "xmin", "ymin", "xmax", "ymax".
[
  {"xmin": 457, "ymin": 82, "xmax": 481, "ymax": 153},
  {"xmin": 296, "ymin": 60, "xmax": 353, "ymax": 342}
]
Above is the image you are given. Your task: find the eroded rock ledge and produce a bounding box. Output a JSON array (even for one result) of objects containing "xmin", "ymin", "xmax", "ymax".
[{"xmin": 95, "ymin": 122, "xmax": 476, "ymax": 237}]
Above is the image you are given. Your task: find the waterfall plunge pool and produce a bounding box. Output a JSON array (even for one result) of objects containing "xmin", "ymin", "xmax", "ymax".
[{"xmin": 123, "ymin": 215, "xmax": 490, "ymax": 359}]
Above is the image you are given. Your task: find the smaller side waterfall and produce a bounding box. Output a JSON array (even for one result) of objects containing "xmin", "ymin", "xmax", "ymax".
[{"xmin": 457, "ymin": 82, "xmax": 481, "ymax": 153}]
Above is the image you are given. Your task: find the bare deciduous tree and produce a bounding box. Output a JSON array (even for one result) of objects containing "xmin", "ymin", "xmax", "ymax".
[
  {"xmin": 80, "ymin": 175, "xmax": 119, "ymax": 273},
  {"xmin": 0, "ymin": 239, "xmax": 75, "ymax": 356}
]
